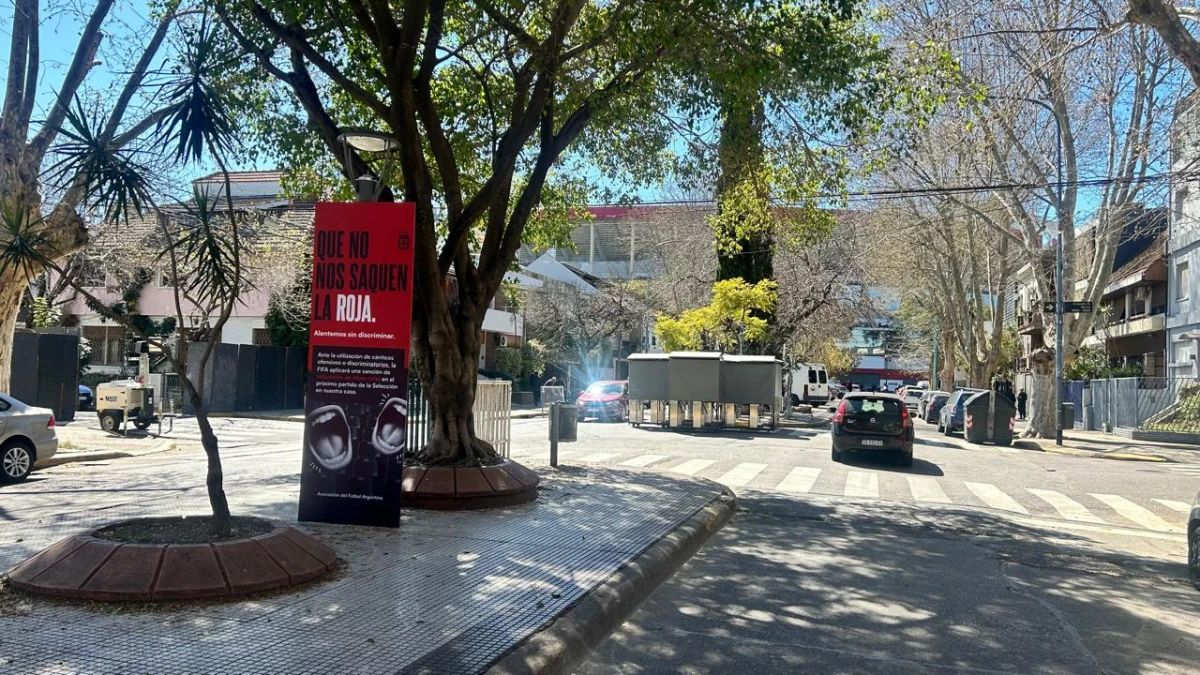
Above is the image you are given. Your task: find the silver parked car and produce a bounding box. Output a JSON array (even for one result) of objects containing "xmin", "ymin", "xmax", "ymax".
[{"xmin": 0, "ymin": 392, "xmax": 58, "ymax": 483}]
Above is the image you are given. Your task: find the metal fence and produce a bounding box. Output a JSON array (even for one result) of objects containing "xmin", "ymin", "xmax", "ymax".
[
  {"xmin": 1083, "ymin": 377, "xmax": 1200, "ymax": 433},
  {"xmin": 406, "ymin": 377, "xmax": 429, "ymax": 457},
  {"xmin": 403, "ymin": 378, "xmax": 512, "ymax": 458},
  {"xmin": 475, "ymin": 380, "xmax": 512, "ymax": 458}
]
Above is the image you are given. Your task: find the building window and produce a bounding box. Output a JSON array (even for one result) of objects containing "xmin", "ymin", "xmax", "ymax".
[
  {"xmin": 1173, "ymin": 339, "xmax": 1195, "ymax": 364},
  {"xmin": 498, "ymin": 334, "xmax": 508, "ymax": 347},
  {"xmin": 158, "ymin": 269, "xmax": 175, "ymax": 287},
  {"xmin": 252, "ymin": 328, "xmax": 272, "ymax": 346},
  {"xmin": 1177, "ymin": 261, "xmax": 1190, "ymax": 301}
]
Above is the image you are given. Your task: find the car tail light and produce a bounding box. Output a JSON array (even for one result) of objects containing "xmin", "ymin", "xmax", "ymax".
[
  {"xmin": 47, "ymin": 414, "xmax": 55, "ymax": 428},
  {"xmin": 831, "ymin": 399, "xmax": 847, "ymax": 425},
  {"xmin": 901, "ymin": 405, "xmax": 912, "ymax": 429}
]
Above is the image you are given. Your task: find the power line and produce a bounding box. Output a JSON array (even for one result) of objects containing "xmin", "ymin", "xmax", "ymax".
[{"xmin": 603, "ymin": 167, "xmax": 1192, "ymax": 208}]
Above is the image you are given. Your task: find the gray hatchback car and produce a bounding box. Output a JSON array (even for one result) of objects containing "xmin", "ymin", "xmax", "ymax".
[{"xmin": 0, "ymin": 392, "xmax": 58, "ymax": 483}]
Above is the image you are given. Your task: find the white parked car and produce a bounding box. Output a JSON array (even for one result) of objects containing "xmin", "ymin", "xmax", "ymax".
[{"xmin": 0, "ymin": 392, "xmax": 58, "ymax": 483}]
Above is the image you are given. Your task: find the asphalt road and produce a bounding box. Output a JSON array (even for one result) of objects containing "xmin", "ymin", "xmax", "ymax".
[
  {"xmin": 12, "ymin": 414, "xmax": 1200, "ymax": 674},
  {"xmin": 519, "ymin": 416, "xmax": 1200, "ymax": 675}
]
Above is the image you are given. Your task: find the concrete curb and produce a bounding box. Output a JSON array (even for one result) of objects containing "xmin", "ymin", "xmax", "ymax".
[
  {"xmin": 39, "ymin": 450, "xmax": 132, "ymax": 468},
  {"xmin": 1011, "ymin": 439, "xmax": 1175, "ymax": 463},
  {"xmin": 485, "ymin": 488, "xmax": 737, "ymax": 675},
  {"xmin": 209, "ymin": 412, "xmax": 303, "ymax": 423},
  {"xmin": 39, "ymin": 440, "xmax": 179, "ymax": 468}
]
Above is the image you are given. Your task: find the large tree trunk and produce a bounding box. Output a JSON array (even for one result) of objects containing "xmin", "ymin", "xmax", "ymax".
[
  {"xmin": 715, "ymin": 95, "xmax": 772, "ymax": 285},
  {"xmin": 1024, "ymin": 353, "xmax": 1057, "ymax": 438},
  {"xmin": 0, "ymin": 280, "xmax": 24, "ymax": 391},
  {"xmin": 411, "ymin": 300, "xmax": 500, "ymax": 467},
  {"xmin": 939, "ymin": 326, "xmax": 956, "ymax": 390}
]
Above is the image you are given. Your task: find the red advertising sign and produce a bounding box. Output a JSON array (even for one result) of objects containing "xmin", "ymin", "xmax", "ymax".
[{"xmin": 298, "ymin": 202, "xmax": 416, "ymax": 528}]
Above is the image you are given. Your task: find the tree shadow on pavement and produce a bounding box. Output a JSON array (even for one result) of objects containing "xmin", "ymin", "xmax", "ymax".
[{"xmin": 580, "ymin": 493, "xmax": 1200, "ymax": 675}]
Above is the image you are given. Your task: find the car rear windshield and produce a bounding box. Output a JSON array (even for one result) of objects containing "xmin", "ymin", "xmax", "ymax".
[
  {"xmin": 845, "ymin": 398, "xmax": 903, "ymax": 416},
  {"xmin": 933, "ymin": 395, "xmax": 949, "ymax": 403},
  {"xmin": 586, "ymin": 383, "xmax": 623, "ymax": 395}
]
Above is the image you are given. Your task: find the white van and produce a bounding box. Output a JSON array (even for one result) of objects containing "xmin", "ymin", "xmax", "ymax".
[{"xmin": 787, "ymin": 363, "xmax": 829, "ymax": 404}]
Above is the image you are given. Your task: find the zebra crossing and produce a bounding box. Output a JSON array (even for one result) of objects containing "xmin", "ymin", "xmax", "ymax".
[{"xmin": 563, "ymin": 451, "xmax": 1191, "ymax": 534}]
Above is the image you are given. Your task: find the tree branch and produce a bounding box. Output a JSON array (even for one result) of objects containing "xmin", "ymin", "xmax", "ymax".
[{"xmin": 29, "ymin": 0, "xmax": 117, "ymax": 161}]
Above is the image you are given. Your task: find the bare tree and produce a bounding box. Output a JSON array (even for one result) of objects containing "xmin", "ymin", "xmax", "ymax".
[
  {"xmin": 0, "ymin": 0, "xmax": 196, "ymax": 391},
  {"xmin": 887, "ymin": 0, "xmax": 1185, "ymax": 436},
  {"xmin": 525, "ymin": 279, "xmax": 643, "ymax": 385}
]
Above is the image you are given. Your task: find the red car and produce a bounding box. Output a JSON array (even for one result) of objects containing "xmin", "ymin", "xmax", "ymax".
[{"xmin": 576, "ymin": 380, "xmax": 628, "ymax": 421}]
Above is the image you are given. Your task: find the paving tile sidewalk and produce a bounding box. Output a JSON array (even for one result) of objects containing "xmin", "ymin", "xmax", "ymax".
[
  {"xmin": 1013, "ymin": 429, "xmax": 1200, "ymax": 463},
  {"xmin": 0, "ymin": 467, "xmax": 728, "ymax": 675}
]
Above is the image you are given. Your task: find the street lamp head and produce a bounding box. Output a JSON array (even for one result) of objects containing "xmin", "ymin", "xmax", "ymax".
[{"xmin": 337, "ymin": 129, "xmax": 399, "ymax": 153}]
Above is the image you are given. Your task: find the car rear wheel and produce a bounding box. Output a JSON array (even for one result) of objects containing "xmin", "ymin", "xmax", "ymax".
[
  {"xmin": 899, "ymin": 447, "xmax": 914, "ymax": 468},
  {"xmin": 134, "ymin": 420, "xmax": 153, "ymax": 430},
  {"xmin": 1190, "ymin": 527, "xmax": 1200, "ymax": 591},
  {"xmin": 100, "ymin": 412, "xmax": 121, "ymax": 433},
  {"xmin": 1, "ymin": 440, "xmax": 34, "ymax": 483},
  {"xmin": 831, "ymin": 447, "xmax": 842, "ymax": 463}
]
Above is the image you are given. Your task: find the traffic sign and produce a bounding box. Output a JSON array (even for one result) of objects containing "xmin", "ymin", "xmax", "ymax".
[{"xmin": 1042, "ymin": 301, "xmax": 1094, "ymax": 313}]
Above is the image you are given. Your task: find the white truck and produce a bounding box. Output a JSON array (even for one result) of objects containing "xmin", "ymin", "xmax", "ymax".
[{"xmin": 787, "ymin": 363, "xmax": 829, "ymax": 405}]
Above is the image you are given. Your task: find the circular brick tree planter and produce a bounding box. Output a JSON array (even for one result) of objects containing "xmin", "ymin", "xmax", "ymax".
[
  {"xmin": 402, "ymin": 458, "xmax": 540, "ymax": 510},
  {"xmin": 6, "ymin": 520, "xmax": 337, "ymax": 602}
]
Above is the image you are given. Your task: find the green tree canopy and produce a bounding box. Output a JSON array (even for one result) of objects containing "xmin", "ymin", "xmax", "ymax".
[{"xmin": 656, "ymin": 278, "xmax": 777, "ymax": 352}]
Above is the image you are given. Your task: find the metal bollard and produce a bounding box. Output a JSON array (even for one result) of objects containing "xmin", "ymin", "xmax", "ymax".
[{"xmin": 549, "ymin": 402, "xmax": 559, "ymax": 467}]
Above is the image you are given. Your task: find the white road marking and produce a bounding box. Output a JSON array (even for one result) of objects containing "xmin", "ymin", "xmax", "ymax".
[
  {"xmin": 906, "ymin": 476, "xmax": 950, "ymax": 503},
  {"xmin": 670, "ymin": 459, "xmax": 716, "ymax": 476},
  {"xmin": 620, "ymin": 454, "xmax": 668, "ymax": 467},
  {"xmin": 1154, "ymin": 499, "xmax": 1192, "ymax": 513},
  {"xmin": 717, "ymin": 463, "xmax": 768, "ymax": 488},
  {"xmin": 964, "ymin": 482, "xmax": 1029, "ymax": 515},
  {"xmin": 1026, "ymin": 489, "xmax": 1104, "ymax": 523},
  {"xmin": 579, "ymin": 452, "xmax": 620, "ymax": 463},
  {"xmin": 1090, "ymin": 494, "xmax": 1181, "ymax": 532},
  {"xmin": 844, "ymin": 471, "xmax": 879, "ymax": 498},
  {"xmin": 775, "ymin": 467, "xmax": 821, "ymax": 493},
  {"xmin": 997, "ymin": 447, "xmax": 1022, "ymax": 454}
]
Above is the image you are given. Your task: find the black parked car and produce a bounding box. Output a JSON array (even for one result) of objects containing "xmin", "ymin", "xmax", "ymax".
[
  {"xmin": 830, "ymin": 392, "xmax": 914, "ymax": 467},
  {"xmin": 1189, "ymin": 490, "xmax": 1200, "ymax": 591},
  {"xmin": 924, "ymin": 393, "xmax": 950, "ymax": 423}
]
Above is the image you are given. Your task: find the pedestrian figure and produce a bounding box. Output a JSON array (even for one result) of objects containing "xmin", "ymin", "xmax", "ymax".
[
  {"xmin": 1017, "ymin": 388, "xmax": 1028, "ymax": 420},
  {"xmin": 529, "ymin": 370, "xmax": 543, "ymax": 406}
]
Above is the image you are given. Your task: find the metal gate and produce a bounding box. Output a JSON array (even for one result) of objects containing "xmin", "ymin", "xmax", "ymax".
[
  {"xmin": 404, "ymin": 378, "xmax": 512, "ymax": 459},
  {"xmin": 474, "ymin": 380, "xmax": 512, "ymax": 458}
]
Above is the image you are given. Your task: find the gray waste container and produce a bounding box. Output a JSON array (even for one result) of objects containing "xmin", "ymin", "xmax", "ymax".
[
  {"xmin": 667, "ymin": 351, "xmax": 722, "ymax": 402},
  {"xmin": 556, "ymin": 404, "xmax": 578, "ymax": 442},
  {"xmin": 1061, "ymin": 402, "xmax": 1075, "ymax": 429},
  {"xmin": 963, "ymin": 391, "xmax": 1017, "ymax": 446},
  {"xmin": 628, "ymin": 353, "xmax": 669, "ymax": 400},
  {"xmin": 720, "ymin": 355, "xmax": 782, "ymax": 405}
]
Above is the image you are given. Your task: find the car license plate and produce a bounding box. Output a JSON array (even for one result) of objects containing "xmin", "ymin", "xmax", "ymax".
[{"xmin": 860, "ymin": 439, "xmax": 884, "ymax": 447}]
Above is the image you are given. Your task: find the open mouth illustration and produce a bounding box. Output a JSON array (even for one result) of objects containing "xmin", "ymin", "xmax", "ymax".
[
  {"xmin": 308, "ymin": 405, "xmax": 353, "ymax": 471},
  {"xmin": 372, "ymin": 397, "xmax": 407, "ymax": 455}
]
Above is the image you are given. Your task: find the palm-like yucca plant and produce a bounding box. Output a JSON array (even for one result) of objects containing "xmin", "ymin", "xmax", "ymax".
[{"xmin": 0, "ymin": 12, "xmax": 246, "ymax": 534}]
